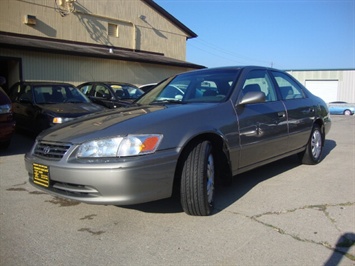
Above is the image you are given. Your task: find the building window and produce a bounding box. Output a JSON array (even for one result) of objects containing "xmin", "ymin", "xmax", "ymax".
[{"xmin": 108, "ymin": 23, "xmax": 119, "ymax": 37}]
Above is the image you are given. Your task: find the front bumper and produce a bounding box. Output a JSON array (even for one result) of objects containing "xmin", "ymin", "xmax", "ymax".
[{"xmin": 25, "ymin": 148, "xmax": 179, "ymax": 205}]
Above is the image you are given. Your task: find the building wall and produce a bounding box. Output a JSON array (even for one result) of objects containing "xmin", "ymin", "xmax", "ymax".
[
  {"xmin": 0, "ymin": 48, "xmax": 191, "ymax": 87},
  {"xmin": 287, "ymin": 70, "xmax": 355, "ymax": 103},
  {"xmin": 0, "ymin": 0, "xmax": 187, "ymax": 60}
]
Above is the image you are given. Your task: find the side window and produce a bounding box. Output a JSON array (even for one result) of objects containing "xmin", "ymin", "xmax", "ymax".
[
  {"xmin": 9, "ymin": 84, "xmax": 22, "ymax": 101},
  {"xmin": 94, "ymin": 85, "xmax": 109, "ymax": 98},
  {"xmin": 80, "ymin": 85, "xmax": 93, "ymax": 95},
  {"xmin": 272, "ymin": 71, "xmax": 306, "ymax": 100},
  {"xmin": 19, "ymin": 85, "xmax": 33, "ymax": 102},
  {"xmin": 242, "ymin": 70, "xmax": 277, "ymax": 102}
]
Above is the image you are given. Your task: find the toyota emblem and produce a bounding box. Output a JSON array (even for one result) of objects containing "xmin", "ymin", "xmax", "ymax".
[{"xmin": 43, "ymin": 146, "xmax": 51, "ymax": 154}]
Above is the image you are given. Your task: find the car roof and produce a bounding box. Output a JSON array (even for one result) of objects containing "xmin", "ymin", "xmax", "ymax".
[
  {"xmin": 176, "ymin": 66, "xmax": 279, "ymax": 76},
  {"xmin": 79, "ymin": 81, "xmax": 138, "ymax": 87},
  {"xmin": 12, "ymin": 81, "xmax": 76, "ymax": 86}
]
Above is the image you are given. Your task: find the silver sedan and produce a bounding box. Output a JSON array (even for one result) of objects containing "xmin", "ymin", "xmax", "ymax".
[{"xmin": 25, "ymin": 66, "xmax": 331, "ymax": 216}]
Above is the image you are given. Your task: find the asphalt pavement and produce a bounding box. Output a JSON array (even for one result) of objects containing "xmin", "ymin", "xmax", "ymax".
[{"xmin": 0, "ymin": 116, "xmax": 354, "ymax": 266}]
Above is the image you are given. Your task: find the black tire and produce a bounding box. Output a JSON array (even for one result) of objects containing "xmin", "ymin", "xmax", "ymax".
[
  {"xmin": 343, "ymin": 109, "xmax": 352, "ymax": 116},
  {"xmin": 180, "ymin": 140, "xmax": 215, "ymax": 216},
  {"xmin": 300, "ymin": 124, "xmax": 323, "ymax": 165}
]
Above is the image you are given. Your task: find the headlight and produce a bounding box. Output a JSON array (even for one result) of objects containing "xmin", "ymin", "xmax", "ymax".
[
  {"xmin": 0, "ymin": 104, "xmax": 11, "ymax": 114},
  {"xmin": 53, "ymin": 117, "xmax": 75, "ymax": 124},
  {"xmin": 77, "ymin": 134, "xmax": 163, "ymax": 158}
]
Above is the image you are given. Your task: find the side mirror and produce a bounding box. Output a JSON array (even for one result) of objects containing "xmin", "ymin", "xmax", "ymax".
[
  {"xmin": 238, "ymin": 91, "xmax": 265, "ymax": 105},
  {"xmin": 19, "ymin": 96, "xmax": 32, "ymax": 104}
]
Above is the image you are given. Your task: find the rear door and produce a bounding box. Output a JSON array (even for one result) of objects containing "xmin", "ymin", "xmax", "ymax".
[
  {"xmin": 271, "ymin": 70, "xmax": 315, "ymax": 152},
  {"xmin": 235, "ymin": 69, "xmax": 288, "ymax": 169}
]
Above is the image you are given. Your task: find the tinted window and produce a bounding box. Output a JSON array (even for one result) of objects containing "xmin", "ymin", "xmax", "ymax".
[
  {"xmin": 272, "ymin": 71, "xmax": 306, "ymax": 100},
  {"xmin": 80, "ymin": 84, "xmax": 94, "ymax": 95},
  {"xmin": 94, "ymin": 85, "xmax": 110, "ymax": 98},
  {"xmin": 241, "ymin": 70, "xmax": 277, "ymax": 102}
]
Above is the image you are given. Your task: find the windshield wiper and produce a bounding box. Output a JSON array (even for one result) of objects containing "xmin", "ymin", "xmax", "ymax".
[{"xmin": 150, "ymin": 99, "xmax": 186, "ymax": 105}]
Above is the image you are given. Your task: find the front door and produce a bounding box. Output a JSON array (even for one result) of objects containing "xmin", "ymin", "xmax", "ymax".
[{"xmin": 236, "ymin": 69, "xmax": 288, "ymax": 169}]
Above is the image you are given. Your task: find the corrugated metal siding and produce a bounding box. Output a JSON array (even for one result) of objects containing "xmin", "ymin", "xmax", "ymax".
[
  {"xmin": 287, "ymin": 70, "xmax": 355, "ymax": 103},
  {"xmin": 340, "ymin": 71, "xmax": 355, "ymax": 102},
  {"xmin": 0, "ymin": 48, "xmax": 191, "ymax": 86}
]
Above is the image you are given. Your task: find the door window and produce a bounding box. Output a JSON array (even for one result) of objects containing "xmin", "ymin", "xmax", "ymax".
[
  {"xmin": 241, "ymin": 70, "xmax": 277, "ymax": 102},
  {"xmin": 272, "ymin": 71, "xmax": 306, "ymax": 100},
  {"xmin": 95, "ymin": 85, "xmax": 110, "ymax": 98}
]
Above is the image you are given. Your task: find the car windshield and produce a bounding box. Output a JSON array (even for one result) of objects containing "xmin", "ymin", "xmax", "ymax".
[
  {"xmin": 33, "ymin": 85, "xmax": 90, "ymax": 104},
  {"xmin": 136, "ymin": 69, "xmax": 240, "ymax": 105},
  {"xmin": 110, "ymin": 84, "xmax": 144, "ymax": 99}
]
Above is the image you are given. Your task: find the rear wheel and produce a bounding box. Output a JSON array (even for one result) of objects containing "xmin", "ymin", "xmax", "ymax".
[
  {"xmin": 300, "ymin": 124, "xmax": 323, "ymax": 165},
  {"xmin": 180, "ymin": 140, "xmax": 215, "ymax": 216},
  {"xmin": 344, "ymin": 109, "xmax": 352, "ymax": 116}
]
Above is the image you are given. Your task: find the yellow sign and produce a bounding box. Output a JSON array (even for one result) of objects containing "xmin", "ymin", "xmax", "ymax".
[{"xmin": 33, "ymin": 163, "xmax": 50, "ymax": 187}]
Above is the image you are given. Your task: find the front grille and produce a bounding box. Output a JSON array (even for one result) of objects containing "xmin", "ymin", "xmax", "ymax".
[{"xmin": 34, "ymin": 141, "xmax": 71, "ymax": 160}]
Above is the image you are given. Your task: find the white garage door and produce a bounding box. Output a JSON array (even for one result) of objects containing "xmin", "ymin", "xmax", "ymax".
[{"xmin": 305, "ymin": 80, "xmax": 338, "ymax": 103}]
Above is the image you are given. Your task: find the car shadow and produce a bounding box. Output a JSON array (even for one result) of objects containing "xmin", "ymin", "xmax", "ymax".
[
  {"xmin": 120, "ymin": 139, "xmax": 337, "ymax": 215},
  {"xmin": 324, "ymin": 232, "xmax": 355, "ymax": 266},
  {"xmin": 0, "ymin": 130, "xmax": 35, "ymax": 157},
  {"xmin": 322, "ymin": 139, "xmax": 336, "ymax": 158}
]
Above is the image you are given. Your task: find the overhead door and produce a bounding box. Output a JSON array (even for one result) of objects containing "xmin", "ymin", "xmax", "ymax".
[{"xmin": 305, "ymin": 80, "xmax": 338, "ymax": 103}]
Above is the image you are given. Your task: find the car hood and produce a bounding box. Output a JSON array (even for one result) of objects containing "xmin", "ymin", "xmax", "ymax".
[
  {"xmin": 37, "ymin": 103, "xmax": 104, "ymax": 116},
  {"xmin": 39, "ymin": 102, "xmax": 232, "ymax": 145}
]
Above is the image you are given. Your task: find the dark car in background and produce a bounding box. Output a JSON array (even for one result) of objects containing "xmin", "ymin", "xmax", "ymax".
[
  {"xmin": 0, "ymin": 86, "xmax": 16, "ymax": 148},
  {"xmin": 77, "ymin": 82, "xmax": 144, "ymax": 109},
  {"xmin": 328, "ymin": 101, "xmax": 355, "ymax": 116},
  {"xmin": 8, "ymin": 81, "xmax": 105, "ymax": 135},
  {"xmin": 25, "ymin": 66, "xmax": 331, "ymax": 216}
]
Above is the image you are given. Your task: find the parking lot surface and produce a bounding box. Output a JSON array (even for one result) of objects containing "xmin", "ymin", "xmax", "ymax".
[{"xmin": 0, "ymin": 116, "xmax": 354, "ymax": 266}]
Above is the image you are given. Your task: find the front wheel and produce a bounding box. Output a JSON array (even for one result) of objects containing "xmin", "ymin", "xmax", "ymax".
[
  {"xmin": 180, "ymin": 141, "xmax": 215, "ymax": 216},
  {"xmin": 299, "ymin": 124, "xmax": 323, "ymax": 165}
]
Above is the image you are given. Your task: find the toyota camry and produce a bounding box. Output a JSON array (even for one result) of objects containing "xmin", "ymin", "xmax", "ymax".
[{"xmin": 25, "ymin": 66, "xmax": 331, "ymax": 216}]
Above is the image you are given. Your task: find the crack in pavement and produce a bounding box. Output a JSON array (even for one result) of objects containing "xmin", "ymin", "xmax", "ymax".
[{"xmin": 248, "ymin": 202, "xmax": 355, "ymax": 261}]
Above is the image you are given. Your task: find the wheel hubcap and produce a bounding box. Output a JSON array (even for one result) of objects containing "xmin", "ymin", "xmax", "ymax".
[
  {"xmin": 206, "ymin": 154, "xmax": 215, "ymax": 205},
  {"xmin": 311, "ymin": 130, "xmax": 322, "ymax": 159}
]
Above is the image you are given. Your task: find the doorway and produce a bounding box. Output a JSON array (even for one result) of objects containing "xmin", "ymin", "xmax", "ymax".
[{"xmin": 0, "ymin": 57, "xmax": 22, "ymax": 92}]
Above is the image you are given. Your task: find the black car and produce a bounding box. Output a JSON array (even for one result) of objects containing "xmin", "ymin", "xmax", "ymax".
[
  {"xmin": 0, "ymin": 86, "xmax": 16, "ymax": 148},
  {"xmin": 77, "ymin": 82, "xmax": 145, "ymax": 109},
  {"xmin": 8, "ymin": 81, "xmax": 105, "ymax": 135}
]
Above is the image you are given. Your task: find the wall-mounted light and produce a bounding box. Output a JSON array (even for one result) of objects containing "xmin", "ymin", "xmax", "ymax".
[
  {"xmin": 24, "ymin": 15, "xmax": 36, "ymax": 25},
  {"xmin": 139, "ymin": 15, "xmax": 147, "ymax": 22}
]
